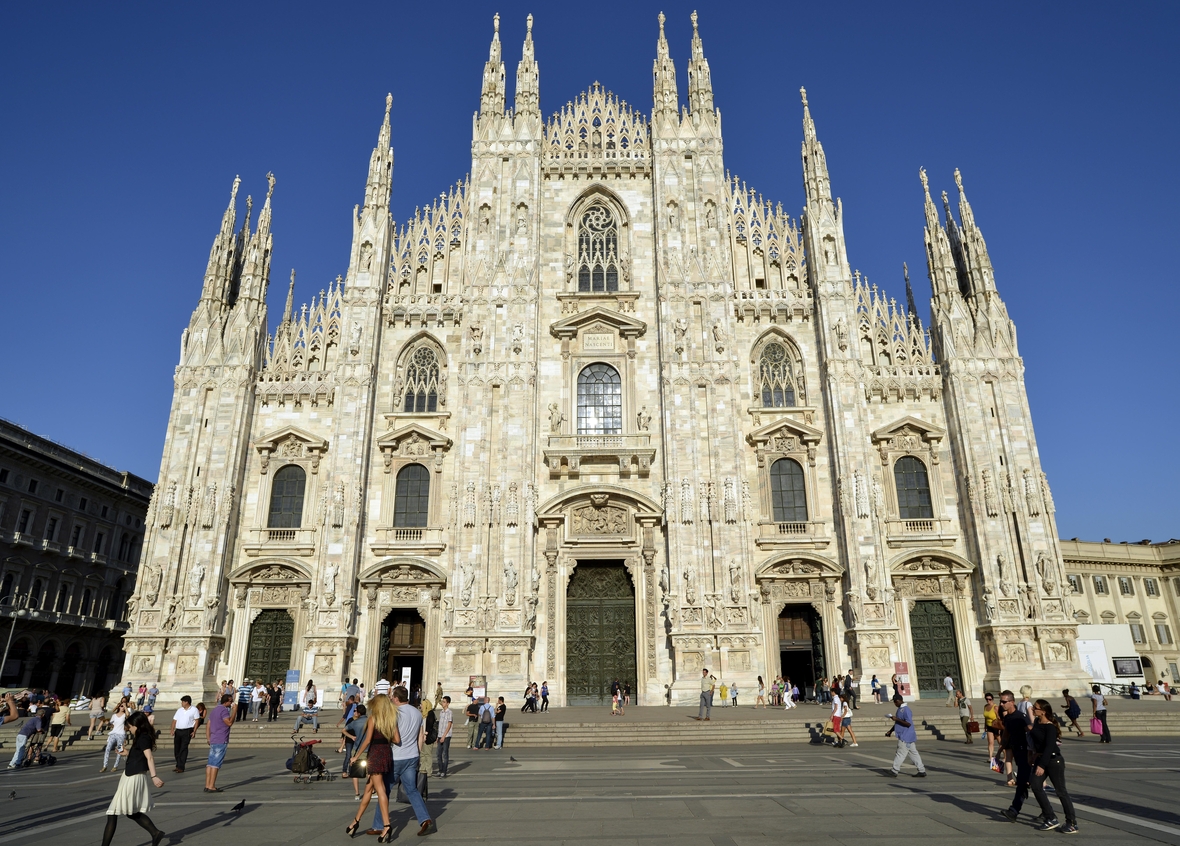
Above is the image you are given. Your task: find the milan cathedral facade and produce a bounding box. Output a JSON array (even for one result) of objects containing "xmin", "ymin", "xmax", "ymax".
[{"xmin": 120, "ymin": 13, "xmax": 1088, "ymax": 706}]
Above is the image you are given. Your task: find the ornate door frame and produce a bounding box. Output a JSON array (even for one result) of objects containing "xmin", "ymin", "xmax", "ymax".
[
  {"xmin": 358, "ymin": 558, "xmax": 446, "ymax": 697},
  {"xmin": 536, "ymin": 486, "xmax": 662, "ymax": 707},
  {"xmin": 753, "ymin": 553, "xmax": 845, "ymax": 687}
]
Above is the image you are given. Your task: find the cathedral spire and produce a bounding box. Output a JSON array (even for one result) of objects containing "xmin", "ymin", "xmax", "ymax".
[
  {"xmin": 904, "ymin": 262, "xmax": 918, "ymax": 321},
  {"xmin": 282, "ymin": 268, "xmax": 296, "ymax": 325},
  {"xmin": 514, "ymin": 14, "xmax": 539, "ymax": 118},
  {"xmin": 921, "ymin": 168, "xmax": 960, "ymax": 304},
  {"xmin": 954, "ymin": 168, "xmax": 997, "ymax": 295},
  {"xmin": 200, "ymin": 176, "xmax": 241, "ymax": 306},
  {"xmin": 800, "ymin": 88, "xmax": 832, "ymax": 205},
  {"xmin": 652, "ymin": 12, "xmax": 678, "ymax": 120},
  {"xmin": 686, "ymin": 10, "xmax": 714, "ymax": 115},
  {"xmin": 364, "ymin": 94, "xmax": 394, "ymax": 211},
  {"xmin": 237, "ymin": 173, "xmax": 275, "ymax": 308},
  {"xmin": 479, "ymin": 13, "xmax": 506, "ymax": 116}
]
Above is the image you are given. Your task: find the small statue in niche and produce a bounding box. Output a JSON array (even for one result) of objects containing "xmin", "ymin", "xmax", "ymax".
[
  {"xmin": 443, "ymin": 596, "xmax": 454, "ymax": 631},
  {"xmin": 728, "ymin": 560, "xmax": 741, "ymax": 604},
  {"xmin": 470, "ymin": 324, "xmax": 484, "ymax": 354},
  {"xmin": 705, "ymin": 205, "xmax": 716, "ymax": 229},
  {"xmin": 712, "ymin": 322, "xmax": 727, "ymax": 353},
  {"xmin": 673, "ymin": 318, "xmax": 688, "ymax": 353},
  {"xmin": 547, "ymin": 403, "xmax": 564, "ymax": 434},
  {"xmin": 511, "ymin": 323, "xmax": 524, "ymax": 353},
  {"xmin": 359, "ymin": 242, "xmax": 373, "ymax": 272},
  {"xmin": 684, "ymin": 567, "xmax": 698, "ymax": 606},
  {"xmin": 982, "ymin": 586, "xmax": 997, "ymax": 621},
  {"xmin": 636, "ymin": 407, "xmax": 651, "ymax": 432},
  {"xmin": 515, "ymin": 206, "xmax": 528, "ymax": 235},
  {"xmin": 524, "ymin": 595, "xmax": 538, "ymax": 633},
  {"xmin": 833, "ymin": 316, "xmax": 849, "ymax": 352},
  {"xmin": 504, "ymin": 560, "xmax": 518, "ymax": 606},
  {"xmin": 187, "ymin": 563, "xmax": 205, "ymax": 606}
]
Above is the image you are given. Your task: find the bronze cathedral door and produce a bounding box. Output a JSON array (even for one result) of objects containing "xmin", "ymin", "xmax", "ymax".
[
  {"xmin": 908, "ymin": 600, "xmax": 961, "ymax": 698},
  {"xmin": 566, "ymin": 561, "xmax": 637, "ymax": 706},
  {"xmin": 244, "ymin": 609, "xmax": 294, "ymax": 683}
]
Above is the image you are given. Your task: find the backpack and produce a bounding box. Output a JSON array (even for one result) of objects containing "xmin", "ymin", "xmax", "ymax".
[
  {"xmin": 291, "ymin": 744, "xmax": 315, "ymax": 774},
  {"xmin": 424, "ymin": 710, "xmax": 439, "ymax": 745},
  {"xmin": 479, "ymin": 706, "xmax": 493, "ymax": 724}
]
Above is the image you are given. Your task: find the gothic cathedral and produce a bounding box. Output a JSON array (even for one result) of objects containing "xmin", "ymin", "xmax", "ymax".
[{"xmin": 121, "ymin": 13, "xmax": 1088, "ymax": 706}]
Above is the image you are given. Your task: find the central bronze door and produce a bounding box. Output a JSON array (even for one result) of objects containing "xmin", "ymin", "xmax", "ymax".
[
  {"xmin": 909, "ymin": 599, "xmax": 961, "ymax": 698},
  {"xmin": 244, "ymin": 609, "xmax": 294, "ymax": 683},
  {"xmin": 566, "ymin": 561, "xmax": 636, "ymax": 706}
]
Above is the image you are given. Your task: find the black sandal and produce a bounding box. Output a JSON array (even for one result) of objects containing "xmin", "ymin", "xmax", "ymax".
[
  {"xmin": 378, "ymin": 825, "xmax": 393, "ymax": 843},
  {"xmin": 345, "ymin": 818, "xmax": 360, "ymax": 838}
]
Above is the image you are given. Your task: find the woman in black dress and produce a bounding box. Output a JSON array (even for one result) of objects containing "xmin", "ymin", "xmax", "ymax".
[
  {"xmin": 347, "ymin": 694, "xmax": 399, "ymax": 842},
  {"xmin": 102, "ymin": 711, "xmax": 165, "ymax": 846}
]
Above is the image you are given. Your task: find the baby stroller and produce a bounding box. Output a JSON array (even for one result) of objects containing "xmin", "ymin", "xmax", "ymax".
[
  {"xmin": 19, "ymin": 729, "xmax": 57, "ymax": 767},
  {"xmin": 286, "ymin": 735, "xmax": 334, "ymax": 783}
]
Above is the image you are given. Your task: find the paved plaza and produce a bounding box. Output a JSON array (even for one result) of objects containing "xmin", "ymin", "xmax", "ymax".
[{"xmin": 2, "ymin": 720, "xmax": 1179, "ymax": 845}]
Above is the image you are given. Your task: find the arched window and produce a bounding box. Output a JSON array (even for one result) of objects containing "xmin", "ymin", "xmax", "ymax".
[
  {"xmin": 267, "ymin": 465, "xmax": 307, "ymax": 528},
  {"xmin": 757, "ymin": 342, "xmax": 797, "ymax": 407},
  {"xmin": 0, "ymin": 574, "xmax": 12, "ymax": 601},
  {"xmin": 80, "ymin": 588, "xmax": 92, "ymax": 616},
  {"xmin": 770, "ymin": 458, "xmax": 808, "ymax": 522},
  {"xmin": 118, "ymin": 534, "xmax": 130, "ymax": 562},
  {"xmin": 402, "ymin": 345, "xmax": 442, "ymax": 412},
  {"xmin": 29, "ymin": 579, "xmax": 42, "ymax": 609},
  {"xmin": 577, "ymin": 364, "xmax": 622, "ymax": 434},
  {"xmin": 894, "ymin": 456, "xmax": 933, "ymax": 519},
  {"xmin": 393, "ymin": 464, "xmax": 431, "ymax": 528},
  {"xmin": 55, "ymin": 584, "xmax": 69, "ymax": 612},
  {"xmin": 577, "ymin": 204, "xmax": 620, "ymax": 292}
]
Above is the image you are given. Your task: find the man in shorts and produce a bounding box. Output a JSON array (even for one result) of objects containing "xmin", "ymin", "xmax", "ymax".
[{"xmin": 204, "ymin": 693, "xmax": 236, "ymax": 792}]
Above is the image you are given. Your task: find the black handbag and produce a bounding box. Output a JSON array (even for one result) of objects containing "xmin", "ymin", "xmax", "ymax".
[
  {"xmin": 347, "ymin": 752, "xmax": 368, "ymax": 780},
  {"xmin": 396, "ymin": 771, "xmax": 429, "ymax": 803}
]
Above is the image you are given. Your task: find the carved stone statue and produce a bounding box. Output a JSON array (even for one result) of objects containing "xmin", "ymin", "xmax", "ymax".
[
  {"xmin": 187, "ymin": 563, "xmax": 205, "ymax": 606},
  {"xmin": 530, "ymin": 566, "xmax": 540, "ymax": 597},
  {"xmin": 684, "ymin": 567, "xmax": 698, "ymax": 606},
  {"xmin": 204, "ymin": 596, "xmax": 220, "ymax": 631},
  {"xmin": 515, "ymin": 207, "xmax": 528, "ymax": 235},
  {"xmin": 442, "ymin": 596, "xmax": 454, "ymax": 632},
  {"xmin": 712, "ymin": 322, "xmax": 727, "ymax": 352},
  {"xmin": 359, "ymin": 241, "xmax": 373, "ymax": 272},
  {"xmin": 459, "ymin": 563, "xmax": 474, "ymax": 607},
  {"xmin": 547, "ymin": 403, "xmax": 564, "ymax": 434},
  {"xmin": 470, "ymin": 324, "xmax": 484, "ymax": 354},
  {"xmin": 637, "ymin": 407, "xmax": 651, "ymax": 432},
  {"xmin": 144, "ymin": 564, "xmax": 162, "ymax": 604},
  {"xmin": 705, "ymin": 594, "xmax": 722, "ymax": 629},
  {"xmin": 997, "ymin": 554, "xmax": 1012, "ymax": 597},
  {"xmin": 705, "ymin": 205, "xmax": 716, "ymax": 229},
  {"xmin": 833, "ymin": 316, "xmax": 849, "ymax": 351},
  {"xmin": 524, "ymin": 595, "xmax": 538, "ymax": 632},
  {"xmin": 504, "ymin": 560, "xmax": 518, "ymax": 606},
  {"xmin": 323, "ymin": 564, "xmax": 338, "ymax": 597},
  {"xmin": 982, "ymin": 586, "xmax": 997, "ymax": 622},
  {"xmin": 673, "ymin": 318, "xmax": 688, "ymax": 353},
  {"xmin": 162, "ymin": 601, "xmax": 179, "ymax": 633},
  {"xmin": 349, "ymin": 321, "xmax": 362, "ymax": 356},
  {"xmin": 728, "ymin": 560, "xmax": 741, "ymax": 604}
]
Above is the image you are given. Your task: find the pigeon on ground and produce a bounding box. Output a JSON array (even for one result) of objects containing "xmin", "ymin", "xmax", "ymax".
[
  {"xmin": 231, "ymin": 799, "xmax": 245, "ymax": 813},
  {"xmin": 509, "ymin": 756, "xmax": 516, "ymax": 762},
  {"xmin": 8, "ymin": 791, "xmax": 14, "ymax": 801}
]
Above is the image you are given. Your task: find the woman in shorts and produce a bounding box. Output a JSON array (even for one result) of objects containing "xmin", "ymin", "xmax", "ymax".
[
  {"xmin": 89, "ymin": 693, "xmax": 107, "ymax": 741},
  {"xmin": 983, "ymin": 692, "xmax": 1002, "ymax": 771},
  {"xmin": 48, "ymin": 697, "xmax": 70, "ymax": 753},
  {"xmin": 839, "ymin": 698, "xmax": 858, "ymax": 747}
]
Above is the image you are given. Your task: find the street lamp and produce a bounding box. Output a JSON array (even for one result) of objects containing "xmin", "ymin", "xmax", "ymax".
[{"xmin": 0, "ymin": 594, "xmax": 31, "ymax": 685}]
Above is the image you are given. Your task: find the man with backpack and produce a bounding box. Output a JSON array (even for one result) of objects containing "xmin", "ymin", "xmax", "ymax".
[{"xmin": 475, "ymin": 697, "xmax": 495, "ymax": 750}]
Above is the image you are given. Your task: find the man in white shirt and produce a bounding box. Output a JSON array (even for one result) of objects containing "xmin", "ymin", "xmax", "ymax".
[
  {"xmin": 371, "ymin": 677, "xmax": 391, "ymax": 698},
  {"xmin": 250, "ymin": 682, "xmax": 266, "ymax": 721},
  {"xmin": 944, "ymin": 672, "xmax": 956, "ymax": 706},
  {"xmin": 435, "ymin": 696, "xmax": 454, "ymax": 778},
  {"xmin": 695, "ymin": 669, "xmax": 715, "ymax": 721},
  {"xmin": 366, "ymin": 687, "xmax": 435, "ymax": 837},
  {"xmin": 170, "ymin": 695, "xmax": 199, "ymax": 773}
]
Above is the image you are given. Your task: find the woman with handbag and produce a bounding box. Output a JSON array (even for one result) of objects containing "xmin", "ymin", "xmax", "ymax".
[
  {"xmin": 343, "ymin": 703, "xmax": 368, "ymax": 799},
  {"xmin": 956, "ymin": 690, "xmax": 976, "ymax": 744},
  {"xmin": 1090, "ymin": 685, "xmax": 1110, "ymax": 742},
  {"xmin": 346, "ymin": 695, "xmax": 398, "ymax": 842},
  {"xmin": 1061, "ymin": 690, "xmax": 1085, "ymax": 738},
  {"xmin": 1029, "ymin": 699, "xmax": 1079, "ymax": 833}
]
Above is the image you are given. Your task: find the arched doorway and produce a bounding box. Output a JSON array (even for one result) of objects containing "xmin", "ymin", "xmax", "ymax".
[
  {"xmin": 778, "ymin": 604, "xmax": 824, "ymax": 695},
  {"xmin": 244, "ymin": 610, "xmax": 294, "ymax": 684},
  {"xmin": 566, "ymin": 561, "xmax": 636, "ymax": 706},
  {"xmin": 2, "ymin": 638, "xmax": 30, "ymax": 686},
  {"xmin": 29, "ymin": 642, "xmax": 56, "ymax": 689},
  {"xmin": 59, "ymin": 643, "xmax": 82, "ymax": 699},
  {"xmin": 92, "ymin": 646, "xmax": 113, "ymax": 696},
  {"xmin": 908, "ymin": 600, "xmax": 961, "ymax": 697},
  {"xmin": 381, "ymin": 609, "xmax": 425, "ymax": 693}
]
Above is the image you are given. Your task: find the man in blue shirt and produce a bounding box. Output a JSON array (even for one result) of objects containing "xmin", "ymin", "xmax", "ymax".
[
  {"xmin": 295, "ymin": 697, "xmax": 320, "ymax": 733},
  {"xmin": 7, "ymin": 708, "xmax": 45, "ymax": 768},
  {"xmin": 885, "ymin": 693, "xmax": 926, "ymax": 777}
]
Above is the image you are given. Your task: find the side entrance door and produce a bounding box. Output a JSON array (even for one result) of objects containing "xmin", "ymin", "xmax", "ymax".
[{"xmin": 909, "ymin": 599, "xmax": 961, "ymax": 698}]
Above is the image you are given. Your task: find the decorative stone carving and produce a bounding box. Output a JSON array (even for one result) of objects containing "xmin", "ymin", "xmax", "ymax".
[
  {"xmin": 503, "ymin": 560, "xmax": 518, "ymax": 607},
  {"xmin": 570, "ymin": 503, "xmax": 627, "ymax": 535}
]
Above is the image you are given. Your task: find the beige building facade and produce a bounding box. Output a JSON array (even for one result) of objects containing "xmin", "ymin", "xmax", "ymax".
[{"xmin": 120, "ymin": 14, "xmax": 1093, "ymax": 706}]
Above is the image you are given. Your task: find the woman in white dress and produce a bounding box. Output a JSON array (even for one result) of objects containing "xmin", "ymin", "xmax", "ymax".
[
  {"xmin": 101, "ymin": 702, "xmax": 129, "ymax": 773},
  {"xmin": 102, "ymin": 711, "xmax": 165, "ymax": 846}
]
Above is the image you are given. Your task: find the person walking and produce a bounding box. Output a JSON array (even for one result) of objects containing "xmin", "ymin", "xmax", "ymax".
[
  {"xmin": 540, "ymin": 681, "xmax": 550, "ymax": 712},
  {"xmin": 1028, "ymin": 699, "xmax": 1079, "ymax": 833},
  {"xmin": 146, "ymin": 684, "xmax": 159, "ymax": 711},
  {"xmin": 695, "ymin": 669, "xmax": 715, "ymax": 721},
  {"xmin": 828, "ymin": 689, "xmax": 844, "ymax": 747},
  {"xmin": 1017, "ymin": 685, "xmax": 1034, "ymax": 718},
  {"xmin": 870, "ymin": 675, "xmax": 881, "ymax": 704},
  {"xmin": 204, "ymin": 693, "xmax": 236, "ymax": 793},
  {"xmin": 494, "ymin": 696, "xmax": 506, "ymax": 750},
  {"xmin": 999, "ymin": 689, "xmax": 1032, "ymax": 821},
  {"xmin": 435, "ymin": 696, "xmax": 453, "ymax": 777},
  {"xmin": 8, "ymin": 708, "xmax": 46, "ymax": 769},
  {"xmin": 464, "ymin": 698, "xmax": 480, "ymax": 748},
  {"xmin": 1061, "ymin": 690, "xmax": 1085, "ymax": 738},
  {"xmin": 100, "ymin": 711, "xmax": 166, "ymax": 846},
  {"xmin": 956, "ymin": 690, "xmax": 975, "ymax": 744},
  {"xmin": 170, "ymin": 696, "xmax": 198, "ymax": 773},
  {"xmin": 301, "ymin": 679, "xmax": 319, "ymax": 711},
  {"xmin": 475, "ymin": 697, "xmax": 495, "ymax": 750},
  {"xmin": 250, "ymin": 681, "xmax": 265, "ymax": 721},
  {"xmin": 844, "ymin": 672, "xmax": 857, "ymax": 710},
  {"xmin": 101, "ymin": 703, "xmax": 129, "ymax": 773},
  {"xmin": 944, "ymin": 672, "xmax": 956, "ymax": 706},
  {"xmin": 268, "ymin": 681, "xmax": 283, "ymax": 721},
  {"xmin": 343, "ymin": 703, "xmax": 367, "ymax": 797},
  {"xmin": 718, "ymin": 681, "xmax": 729, "ymax": 708},
  {"xmin": 983, "ymin": 693, "xmax": 1002, "ymax": 771},
  {"xmin": 891, "ymin": 673, "xmax": 901, "ymax": 701},
  {"xmin": 355, "ymin": 687, "xmax": 436, "ymax": 838},
  {"xmin": 884, "ymin": 693, "xmax": 926, "ymax": 777},
  {"xmin": 756, "ymin": 676, "xmax": 766, "ymax": 708},
  {"xmin": 1090, "ymin": 685, "xmax": 1110, "ymax": 742},
  {"xmin": 88, "ymin": 693, "xmax": 108, "ymax": 741},
  {"xmin": 839, "ymin": 697, "xmax": 858, "ymax": 747},
  {"xmin": 136, "ymin": 684, "xmax": 148, "ymax": 710},
  {"xmin": 47, "ymin": 698, "xmax": 70, "ymax": 754},
  {"xmin": 235, "ymin": 681, "xmax": 251, "ymax": 722},
  {"xmin": 348, "ymin": 693, "xmax": 397, "ymax": 841}
]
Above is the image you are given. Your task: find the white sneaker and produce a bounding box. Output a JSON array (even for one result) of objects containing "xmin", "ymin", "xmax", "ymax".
[{"xmin": 850, "ymin": 742, "xmax": 859, "ymax": 747}]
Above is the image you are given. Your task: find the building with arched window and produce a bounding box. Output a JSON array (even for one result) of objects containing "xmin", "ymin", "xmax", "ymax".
[{"xmin": 120, "ymin": 13, "xmax": 1138, "ymax": 709}]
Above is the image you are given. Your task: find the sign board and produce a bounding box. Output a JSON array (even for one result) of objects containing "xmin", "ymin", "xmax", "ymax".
[
  {"xmin": 582, "ymin": 333, "xmax": 614, "ymax": 351},
  {"xmin": 469, "ymin": 675, "xmax": 487, "ymax": 701},
  {"xmin": 892, "ymin": 662, "xmax": 911, "ymax": 696},
  {"xmin": 1113, "ymin": 656, "xmax": 1144, "ymax": 678},
  {"xmin": 401, "ymin": 667, "xmax": 413, "ymax": 691},
  {"xmin": 283, "ymin": 670, "xmax": 301, "ymax": 711}
]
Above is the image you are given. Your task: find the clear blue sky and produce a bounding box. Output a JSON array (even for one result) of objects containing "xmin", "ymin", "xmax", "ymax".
[{"xmin": 1, "ymin": 1, "xmax": 1175, "ymax": 542}]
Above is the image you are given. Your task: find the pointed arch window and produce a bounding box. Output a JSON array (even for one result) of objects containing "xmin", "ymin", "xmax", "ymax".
[
  {"xmin": 757, "ymin": 342, "xmax": 798, "ymax": 407},
  {"xmin": 393, "ymin": 463, "xmax": 431, "ymax": 528},
  {"xmin": 894, "ymin": 456, "xmax": 933, "ymax": 519},
  {"xmin": 770, "ymin": 458, "xmax": 808, "ymax": 522},
  {"xmin": 577, "ymin": 363, "xmax": 622, "ymax": 434},
  {"xmin": 267, "ymin": 464, "xmax": 306, "ymax": 529},
  {"xmin": 577, "ymin": 204, "xmax": 620, "ymax": 292},
  {"xmin": 402, "ymin": 345, "xmax": 442, "ymax": 412}
]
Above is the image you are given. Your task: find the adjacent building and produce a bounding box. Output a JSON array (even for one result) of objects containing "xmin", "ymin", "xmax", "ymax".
[
  {"xmin": 0, "ymin": 418, "xmax": 150, "ymax": 697},
  {"xmin": 121, "ymin": 13, "xmax": 1098, "ymax": 707}
]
